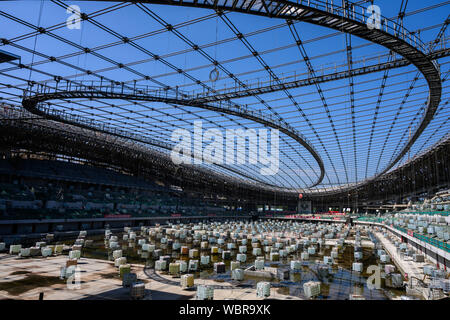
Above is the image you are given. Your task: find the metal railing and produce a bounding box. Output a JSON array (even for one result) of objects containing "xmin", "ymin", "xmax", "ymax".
[
  {"xmin": 357, "ymin": 217, "xmax": 450, "ymax": 253},
  {"xmin": 24, "ymin": 80, "xmax": 322, "ymax": 160},
  {"xmin": 413, "ymin": 232, "xmax": 450, "ymax": 253}
]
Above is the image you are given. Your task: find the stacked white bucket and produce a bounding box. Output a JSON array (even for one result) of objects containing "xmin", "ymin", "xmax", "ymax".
[
  {"xmin": 69, "ymin": 249, "xmax": 81, "ymax": 260},
  {"xmin": 114, "ymin": 249, "xmax": 127, "ymax": 267},
  {"xmin": 196, "ymin": 285, "xmax": 214, "ymax": 300},
  {"xmin": 255, "ymin": 259, "xmax": 265, "ymax": 270},
  {"xmin": 181, "ymin": 274, "xmax": 194, "ymax": 289},
  {"xmin": 290, "ymin": 260, "xmax": 301, "ymax": 271},
  {"xmin": 0, "ymin": 219, "xmax": 391, "ymax": 292},
  {"xmin": 256, "ymin": 282, "xmax": 271, "ymax": 298},
  {"xmin": 232, "ymin": 268, "xmax": 244, "ymax": 281},
  {"xmin": 352, "ymin": 262, "xmax": 363, "ymax": 272},
  {"xmin": 303, "ymin": 281, "xmax": 321, "ymax": 299}
]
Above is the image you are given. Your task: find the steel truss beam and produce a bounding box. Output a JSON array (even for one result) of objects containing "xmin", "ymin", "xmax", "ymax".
[
  {"xmin": 0, "ymin": 104, "xmax": 294, "ymax": 197},
  {"xmin": 21, "ymin": 0, "xmax": 445, "ymax": 194},
  {"xmin": 21, "ymin": 82, "xmax": 326, "ymax": 187},
  {"xmin": 116, "ymin": 1, "xmax": 443, "ymax": 167}
]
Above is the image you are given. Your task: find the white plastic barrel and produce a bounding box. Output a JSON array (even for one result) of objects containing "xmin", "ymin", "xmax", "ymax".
[
  {"xmin": 201, "ymin": 255, "xmax": 210, "ymax": 265},
  {"xmin": 9, "ymin": 244, "xmax": 22, "ymax": 254},
  {"xmin": 256, "ymin": 282, "xmax": 271, "ymax": 298},
  {"xmin": 232, "ymin": 268, "xmax": 244, "ymax": 281},
  {"xmin": 19, "ymin": 248, "xmax": 30, "ymax": 257},
  {"xmin": 255, "ymin": 259, "xmax": 265, "ymax": 270},
  {"xmin": 290, "ymin": 260, "xmax": 301, "ymax": 271},
  {"xmin": 113, "ymin": 250, "xmax": 122, "ymax": 259},
  {"xmin": 155, "ymin": 260, "xmax": 167, "ymax": 271},
  {"xmin": 115, "ymin": 257, "xmax": 127, "ymax": 267},
  {"xmin": 237, "ymin": 253, "xmax": 247, "ymax": 263}
]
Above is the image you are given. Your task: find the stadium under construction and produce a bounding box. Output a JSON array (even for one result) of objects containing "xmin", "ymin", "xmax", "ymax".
[{"xmin": 0, "ymin": 0, "xmax": 449, "ymax": 302}]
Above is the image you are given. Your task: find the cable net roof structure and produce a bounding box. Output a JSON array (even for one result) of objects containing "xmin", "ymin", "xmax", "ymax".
[{"xmin": 0, "ymin": 0, "xmax": 449, "ymax": 195}]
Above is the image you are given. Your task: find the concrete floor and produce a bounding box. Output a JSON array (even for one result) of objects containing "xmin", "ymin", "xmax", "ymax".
[{"xmin": 0, "ymin": 254, "xmax": 301, "ymax": 300}]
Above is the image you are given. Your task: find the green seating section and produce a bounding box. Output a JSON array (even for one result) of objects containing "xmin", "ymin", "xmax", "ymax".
[{"xmin": 356, "ymin": 212, "xmax": 450, "ymax": 253}]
